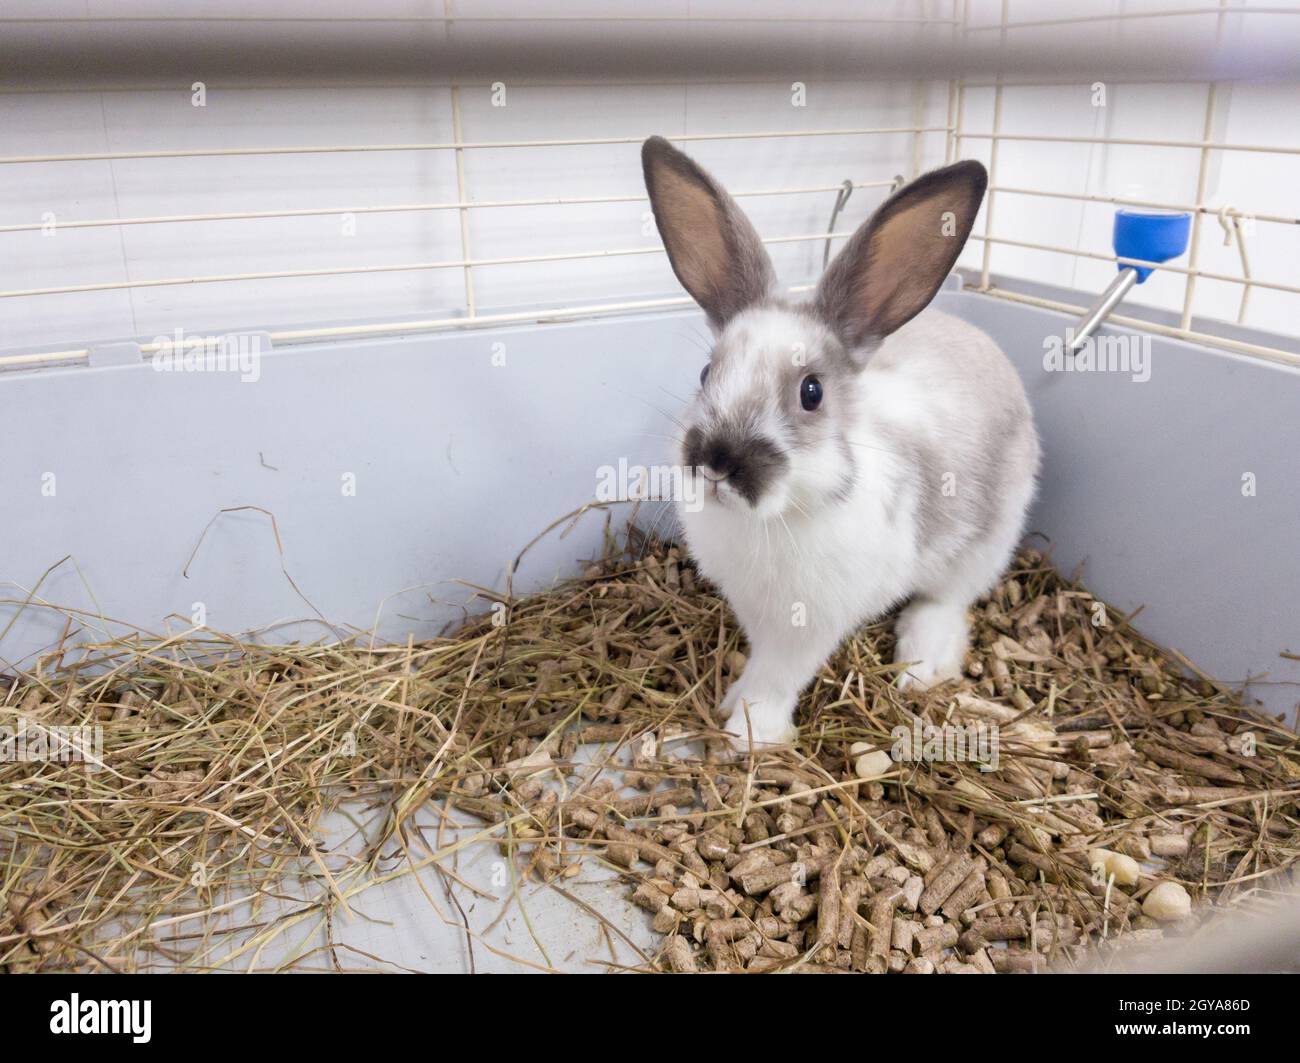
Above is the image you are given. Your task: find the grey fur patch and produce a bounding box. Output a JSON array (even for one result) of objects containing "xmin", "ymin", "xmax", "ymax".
[
  {"xmin": 874, "ymin": 365, "xmax": 1029, "ymax": 549},
  {"xmin": 771, "ymin": 312, "xmax": 861, "ymax": 501}
]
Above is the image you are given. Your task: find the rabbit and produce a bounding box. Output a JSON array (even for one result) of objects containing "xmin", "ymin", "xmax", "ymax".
[{"xmin": 641, "ymin": 136, "xmax": 1040, "ymax": 750}]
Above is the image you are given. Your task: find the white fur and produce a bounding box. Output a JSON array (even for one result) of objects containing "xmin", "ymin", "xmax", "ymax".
[{"xmin": 677, "ymin": 306, "xmax": 1040, "ymax": 748}]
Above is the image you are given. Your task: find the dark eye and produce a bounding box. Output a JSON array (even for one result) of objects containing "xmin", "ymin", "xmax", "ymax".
[
  {"xmin": 700, "ymin": 363, "xmax": 711, "ymax": 386},
  {"xmin": 800, "ymin": 374, "xmax": 823, "ymax": 411}
]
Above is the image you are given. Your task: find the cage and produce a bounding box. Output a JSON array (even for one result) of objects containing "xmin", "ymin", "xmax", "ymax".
[{"xmin": 1, "ymin": 2, "xmax": 1298, "ymax": 979}]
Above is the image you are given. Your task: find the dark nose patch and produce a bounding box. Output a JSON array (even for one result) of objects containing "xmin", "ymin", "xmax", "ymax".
[{"xmin": 684, "ymin": 425, "xmax": 788, "ymax": 507}]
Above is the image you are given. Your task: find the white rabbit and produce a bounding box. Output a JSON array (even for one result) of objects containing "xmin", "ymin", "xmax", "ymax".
[{"xmin": 641, "ymin": 136, "xmax": 1040, "ymax": 749}]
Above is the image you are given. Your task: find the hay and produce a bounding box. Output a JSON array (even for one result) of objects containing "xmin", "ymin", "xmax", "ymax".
[{"xmin": 2, "ymin": 529, "xmax": 1298, "ymax": 973}]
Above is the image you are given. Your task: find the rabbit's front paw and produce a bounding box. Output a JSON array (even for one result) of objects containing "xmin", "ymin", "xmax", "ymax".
[
  {"xmin": 719, "ymin": 683, "xmax": 798, "ymax": 750},
  {"xmin": 894, "ymin": 598, "xmax": 969, "ymax": 691}
]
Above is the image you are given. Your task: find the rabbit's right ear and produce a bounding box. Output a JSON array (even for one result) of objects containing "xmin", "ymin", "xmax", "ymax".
[
  {"xmin": 815, "ymin": 160, "xmax": 987, "ymax": 354},
  {"xmin": 642, "ymin": 136, "xmax": 775, "ymax": 332}
]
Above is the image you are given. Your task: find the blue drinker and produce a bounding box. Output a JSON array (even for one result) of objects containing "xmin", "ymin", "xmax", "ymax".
[
  {"xmin": 1066, "ymin": 208, "xmax": 1192, "ymax": 355},
  {"xmin": 1114, "ymin": 209, "xmax": 1193, "ymax": 282}
]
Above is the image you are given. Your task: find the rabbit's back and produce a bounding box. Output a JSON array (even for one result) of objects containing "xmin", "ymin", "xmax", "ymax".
[{"xmin": 857, "ymin": 308, "xmax": 1040, "ymax": 569}]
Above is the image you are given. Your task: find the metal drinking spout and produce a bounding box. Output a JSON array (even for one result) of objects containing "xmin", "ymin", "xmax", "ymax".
[{"xmin": 1065, "ymin": 209, "xmax": 1192, "ymax": 357}]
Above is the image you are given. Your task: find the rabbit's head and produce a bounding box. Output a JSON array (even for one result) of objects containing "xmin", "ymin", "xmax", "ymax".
[{"xmin": 641, "ymin": 136, "xmax": 986, "ymax": 519}]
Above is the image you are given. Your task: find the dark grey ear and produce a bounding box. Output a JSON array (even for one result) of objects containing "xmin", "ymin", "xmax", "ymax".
[
  {"xmin": 815, "ymin": 160, "xmax": 987, "ymax": 354},
  {"xmin": 642, "ymin": 136, "xmax": 775, "ymax": 332}
]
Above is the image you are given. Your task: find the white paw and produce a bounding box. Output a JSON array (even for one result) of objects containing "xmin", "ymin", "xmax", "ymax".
[
  {"xmin": 894, "ymin": 599, "xmax": 969, "ymax": 692},
  {"xmin": 719, "ymin": 685, "xmax": 798, "ymax": 750},
  {"xmin": 722, "ymin": 710, "xmax": 798, "ymax": 750},
  {"xmin": 896, "ymin": 659, "xmax": 961, "ymax": 692}
]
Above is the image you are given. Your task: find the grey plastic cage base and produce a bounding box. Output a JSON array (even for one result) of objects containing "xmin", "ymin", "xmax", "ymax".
[
  {"xmin": 4, "ymin": 284, "xmax": 1299, "ymax": 972},
  {"xmin": 2, "ymin": 287, "xmax": 1297, "ymax": 725}
]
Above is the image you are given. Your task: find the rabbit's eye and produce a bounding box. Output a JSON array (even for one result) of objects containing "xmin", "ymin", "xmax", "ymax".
[
  {"xmin": 700, "ymin": 363, "xmax": 711, "ymax": 386},
  {"xmin": 800, "ymin": 374, "xmax": 823, "ymax": 411}
]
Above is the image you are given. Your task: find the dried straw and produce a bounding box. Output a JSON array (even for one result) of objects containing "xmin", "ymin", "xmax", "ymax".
[{"xmin": 2, "ymin": 528, "xmax": 1297, "ymax": 973}]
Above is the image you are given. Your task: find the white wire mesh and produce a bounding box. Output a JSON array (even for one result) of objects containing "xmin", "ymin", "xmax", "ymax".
[{"xmin": 1, "ymin": 1, "xmax": 1298, "ymax": 367}]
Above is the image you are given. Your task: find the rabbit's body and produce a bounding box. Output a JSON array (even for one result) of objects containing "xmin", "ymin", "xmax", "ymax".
[
  {"xmin": 640, "ymin": 137, "xmax": 1038, "ymax": 747},
  {"xmin": 678, "ymin": 305, "xmax": 1038, "ymax": 744}
]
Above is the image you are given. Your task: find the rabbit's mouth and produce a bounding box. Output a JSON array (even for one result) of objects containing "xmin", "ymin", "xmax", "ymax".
[{"xmin": 703, "ymin": 475, "xmax": 739, "ymax": 508}]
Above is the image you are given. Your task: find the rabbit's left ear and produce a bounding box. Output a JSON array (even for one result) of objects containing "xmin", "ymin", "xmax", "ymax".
[
  {"xmin": 642, "ymin": 136, "xmax": 775, "ymax": 333},
  {"xmin": 815, "ymin": 160, "xmax": 986, "ymax": 353}
]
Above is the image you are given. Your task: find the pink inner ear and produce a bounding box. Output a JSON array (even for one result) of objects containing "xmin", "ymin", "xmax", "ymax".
[
  {"xmin": 858, "ymin": 258, "xmax": 909, "ymax": 330},
  {"xmin": 858, "ymin": 194, "xmax": 977, "ymax": 336},
  {"xmin": 654, "ymin": 165, "xmax": 730, "ymax": 306},
  {"xmin": 815, "ymin": 161, "xmax": 984, "ymax": 349}
]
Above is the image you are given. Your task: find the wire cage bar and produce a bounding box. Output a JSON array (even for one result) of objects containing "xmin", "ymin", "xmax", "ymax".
[{"xmin": 2, "ymin": 1, "xmax": 1298, "ymax": 370}]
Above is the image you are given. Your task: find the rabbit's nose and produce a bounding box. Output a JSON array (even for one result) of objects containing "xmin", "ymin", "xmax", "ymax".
[
  {"xmin": 683, "ymin": 425, "xmax": 788, "ymax": 508},
  {"xmin": 699, "ymin": 438, "xmax": 740, "ymax": 481},
  {"xmin": 683, "ymin": 427, "xmax": 723, "ymax": 479}
]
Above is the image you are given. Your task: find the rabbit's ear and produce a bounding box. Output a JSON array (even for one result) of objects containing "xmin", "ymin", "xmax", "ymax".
[
  {"xmin": 815, "ymin": 160, "xmax": 986, "ymax": 352},
  {"xmin": 642, "ymin": 136, "xmax": 775, "ymax": 332}
]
